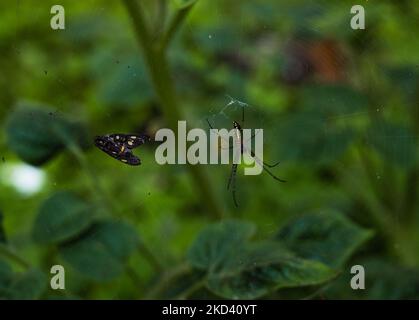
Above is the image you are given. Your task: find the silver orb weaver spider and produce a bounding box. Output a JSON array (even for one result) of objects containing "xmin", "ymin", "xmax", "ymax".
[{"xmin": 206, "ymin": 106, "xmax": 286, "ymax": 207}]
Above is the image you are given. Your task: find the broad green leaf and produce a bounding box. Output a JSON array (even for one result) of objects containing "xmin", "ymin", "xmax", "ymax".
[
  {"xmin": 274, "ymin": 112, "xmax": 354, "ymax": 163},
  {"xmin": 277, "ymin": 211, "xmax": 373, "ymax": 268},
  {"xmin": 0, "ymin": 211, "xmax": 6, "ymax": 243},
  {"xmin": 5, "ymin": 103, "xmax": 90, "ymax": 166},
  {"xmin": 32, "ymin": 192, "xmax": 93, "ymax": 245},
  {"xmin": 60, "ymin": 220, "xmax": 139, "ymax": 281},
  {"xmin": 187, "ymin": 220, "xmax": 256, "ymax": 272},
  {"xmin": 367, "ymin": 120, "xmax": 418, "ymax": 168},
  {"xmin": 6, "ymin": 269, "xmax": 46, "ymax": 300},
  {"xmin": 207, "ymin": 241, "xmax": 336, "ymax": 299},
  {"xmin": 188, "ymin": 221, "xmax": 336, "ymax": 299}
]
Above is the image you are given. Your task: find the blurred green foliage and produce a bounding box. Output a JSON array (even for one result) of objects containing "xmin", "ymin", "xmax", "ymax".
[{"xmin": 0, "ymin": 0, "xmax": 419, "ymax": 299}]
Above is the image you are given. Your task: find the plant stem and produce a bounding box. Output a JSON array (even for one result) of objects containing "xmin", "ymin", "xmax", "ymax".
[
  {"xmin": 123, "ymin": 0, "xmax": 224, "ymax": 219},
  {"xmin": 349, "ymin": 147, "xmax": 395, "ymax": 238},
  {"xmin": 155, "ymin": 0, "xmax": 168, "ymax": 38},
  {"xmin": 145, "ymin": 262, "xmax": 192, "ymax": 299},
  {"xmin": 0, "ymin": 244, "xmax": 30, "ymax": 269},
  {"xmin": 137, "ymin": 240, "xmax": 163, "ymax": 272},
  {"xmin": 126, "ymin": 265, "xmax": 144, "ymax": 289},
  {"xmin": 175, "ymin": 278, "xmax": 206, "ymax": 299},
  {"xmin": 161, "ymin": 3, "xmax": 196, "ymax": 50}
]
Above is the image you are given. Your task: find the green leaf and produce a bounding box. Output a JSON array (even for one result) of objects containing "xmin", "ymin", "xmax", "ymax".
[
  {"xmin": 188, "ymin": 221, "xmax": 336, "ymax": 299},
  {"xmin": 367, "ymin": 120, "xmax": 418, "ymax": 168},
  {"xmin": 187, "ymin": 220, "xmax": 256, "ymax": 272},
  {"xmin": 5, "ymin": 269, "xmax": 46, "ymax": 300},
  {"xmin": 5, "ymin": 103, "xmax": 90, "ymax": 166},
  {"xmin": 60, "ymin": 220, "xmax": 139, "ymax": 281},
  {"xmin": 277, "ymin": 211, "xmax": 373, "ymax": 268},
  {"xmin": 32, "ymin": 192, "xmax": 94, "ymax": 245},
  {"xmin": 207, "ymin": 241, "xmax": 336, "ymax": 299},
  {"xmin": 0, "ymin": 211, "xmax": 6, "ymax": 243}
]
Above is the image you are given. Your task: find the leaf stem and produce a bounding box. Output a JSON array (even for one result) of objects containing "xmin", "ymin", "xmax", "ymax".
[
  {"xmin": 175, "ymin": 277, "xmax": 206, "ymax": 299},
  {"xmin": 137, "ymin": 240, "xmax": 163, "ymax": 272},
  {"xmin": 122, "ymin": 0, "xmax": 224, "ymax": 219},
  {"xmin": 155, "ymin": 0, "xmax": 168, "ymax": 38},
  {"xmin": 161, "ymin": 3, "xmax": 195, "ymax": 50},
  {"xmin": 0, "ymin": 244, "xmax": 30, "ymax": 269},
  {"xmin": 145, "ymin": 262, "xmax": 192, "ymax": 299},
  {"xmin": 344, "ymin": 147, "xmax": 394, "ymax": 239}
]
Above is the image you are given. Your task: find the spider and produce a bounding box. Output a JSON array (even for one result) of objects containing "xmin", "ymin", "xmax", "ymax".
[{"xmin": 206, "ymin": 107, "xmax": 285, "ymax": 207}]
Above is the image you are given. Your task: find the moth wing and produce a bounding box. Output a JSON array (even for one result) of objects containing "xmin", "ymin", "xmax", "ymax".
[
  {"xmin": 107, "ymin": 134, "xmax": 128, "ymax": 144},
  {"xmin": 124, "ymin": 134, "xmax": 150, "ymax": 149},
  {"xmin": 118, "ymin": 150, "xmax": 141, "ymax": 166},
  {"xmin": 94, "ymin": 134, "xmax": 143, "ymax": 165},
  {"xmin": 94, "ymin": 136, "xmax": 121, "ymax": 157}
]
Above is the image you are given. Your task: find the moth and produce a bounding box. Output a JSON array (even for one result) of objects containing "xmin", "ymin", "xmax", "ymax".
[{"xmin": 94, "ymin": 133, "xmax": 150, "ymax": 165}]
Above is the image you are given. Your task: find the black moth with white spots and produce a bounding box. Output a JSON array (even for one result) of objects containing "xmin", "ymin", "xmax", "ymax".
[{"xmin": 94, "ymin": 133, "xmax": 150, "ymax": 165}]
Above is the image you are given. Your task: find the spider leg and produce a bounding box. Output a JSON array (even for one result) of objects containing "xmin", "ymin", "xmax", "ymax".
[
  {"xmin": 247, "ymin": 129, "xmax": 261, "ymax": 144},
  {"xmin": 263, "ymin": 161, "xmax": 280, "ymax": 168},
  {"xmin": 232, "ymin": 188, "xmax": 238, "ymax": 208},
  {"xmin": 262, "ymin": 165, "xmax": 286, "ymax": 182},
  {"xmin": 227, "ymin": 163, "xmax": 239, "ymax": 207},
  {"xmin": 262, "ymin": 160, "xmax": 281, "ymax": 168},
  {"xmin": 227, "ymin": 163, "xmax": 237, "ymax": 190},
  {"xmin": 248, "ymin": 149, "xmax": 286, "ymax": 182},
  {"xmin": 249, "ymin": 150, "xmax": 281, "ymax": 168},
  {"xmin": 247, "ymin": 129, "xmax": 279, "ymax": 167},
  {"xmin": 206, "ymin": 118, "xmax": 214, "ymax": 129}
]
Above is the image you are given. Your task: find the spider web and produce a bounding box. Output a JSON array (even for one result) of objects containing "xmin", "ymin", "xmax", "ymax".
[{"xmin": 200, "ymin": 95, "xmax": 271, "ymax": 142}]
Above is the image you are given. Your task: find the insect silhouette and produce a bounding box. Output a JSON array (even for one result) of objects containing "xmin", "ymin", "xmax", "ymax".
[
  {"xmin": 207, "ymin": 107, "xmax": 285, "ymax": 207},
  {"xmin": 94, "ymin": 133, "xmax": 150, "ymax": 165}
]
